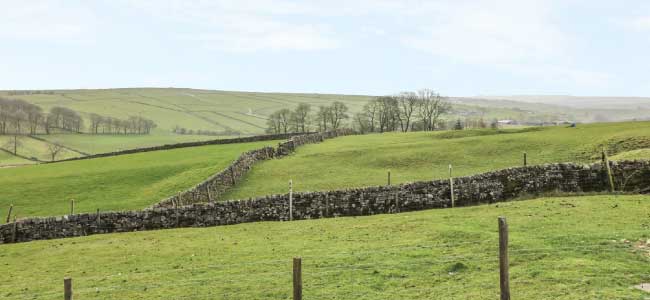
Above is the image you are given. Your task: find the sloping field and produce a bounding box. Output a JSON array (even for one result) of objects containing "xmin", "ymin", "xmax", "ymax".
[
  {"xmin": 0, "ymin": 150, "xmax": 34, "ymax": 167},
  {"xmin": 0, "ymin": 136, "xmax": 82, "ymax": 162},
  {"xmin": 37, "ymin": 133, "xmax": 218, "ymax": 155},
  {"xmin": 0, "ymin": 140, "xmax": 280, "ymax": 219},
  {"xmin": 0, "ymin": 195, "xmax": 647, "ymax": 299},
  {"xmin": 0, "ymin": 88, "xmax": 372, "ymax": 135},
  {"xmin": 224, "ymin": 122, "xmax": 650, "ymax": 199},
  {"xmin": 611, "ymin": 148, "xmax": 650, "ymax": 161}
]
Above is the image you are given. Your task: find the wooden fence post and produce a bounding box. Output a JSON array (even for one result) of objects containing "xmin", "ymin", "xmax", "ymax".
[
  {"xmin": 5, "ymin": 204, "xmax": 13, "ymax": 223},
  {"xmin": 498, "ymin": 217, "xmax": 510, "ymax": 300},
  {"xmin": 70, "ymin": 199, "xmax": 74, "ymax": 215},
  {"xmin": 96, "ymin": 209, "xmax": 101, "ymax": 224},
  {"xmin": 207, "ymin": 186, "xmax": 213, "ymax": 202},
  {"xmin": 449, "ymin": 164, "xmax": 455, "ymax": 208},
  {"xmin": 523, "ymin": 152, "xmax": 527, "ymax": 166},
  {"xmin": 11, "ymin": 216, "xmax": 17, "ymax": 243},
  {"xmin": 387, "ymin": 170, "xmax": 391, "ymax": 186},
  {"xmin": 289, "ymin": 179, "xmax": 293, "ymax": 221},
  {"xmin": 64, "ymin": 277, "xmax": 73, "ymax": 300},
  {"xmin": 293, "ymin": 257, "xmax": 302, "ymax": 300},
  {"xmin": 602, "ymin": 149, "xmax": 615, "ymax": 192}
]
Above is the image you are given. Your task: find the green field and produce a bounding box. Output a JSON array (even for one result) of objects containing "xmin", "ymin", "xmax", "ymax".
[
  {"xmin": 224, "ymin": 122, "xmax": 650, "ymax": 199},
  {"xmin": 0, "ymin": 150, "xmax": 33, "ymax": 167},
  {"xmin": 0, "ymin": 135, "xmax": 82, "ymax": 162},
  {"xmin": 611, "ymin": 148, "xmax": 650, "ymax": 161},
  {"xmin": 1, "ymin": 88, "xmax": 621, "ymax": 165},
  {"xmin": 2, "ymin": 121, "xmax": 650, "ymax": 221},
  {"xmin": 0, "ymin": 140, "xmax": 279, "ymax": 220},
  {"xmin": 1, "ymin": 195, "xmax": 648, "ymax": 299},
  {"xmin": 38, "ymin": 133, "xmax": 219, "ymax": 155},
  {"xmin": 0, "ymin": 88, "xmax": 372, "ymax": 136}
]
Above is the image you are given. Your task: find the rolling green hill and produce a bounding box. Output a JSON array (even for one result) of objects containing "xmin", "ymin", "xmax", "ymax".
[
  {"xmin": 224, "ymin": 122, "xmax": 650, "ymax": 199},
  {"xmin": 2, "ymin": 88, "xmax": 630, "ymax": 166},
  {"xmin": 2, "ymin": 121, "xmax": 649, "ymax": 222},
  {"xmin": 0, "ymin": 195, "xmax": 648, "ymax": 299},
  {"xmin": 0, "ymin": 140, "xmax": 279, "ymax": 219}
]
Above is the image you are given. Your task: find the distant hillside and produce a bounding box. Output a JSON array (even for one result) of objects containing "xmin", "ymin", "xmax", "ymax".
[
  {"xmin": 4, "ymin": 88, "xmax": 641, "ymax": 136},
  {"xmin": 477, "ymin": 95, "xmax": 650, "ymax": 110},
  {"xmin": 1, "ymin": 88, "xmax": 648, "ymax": 165}
]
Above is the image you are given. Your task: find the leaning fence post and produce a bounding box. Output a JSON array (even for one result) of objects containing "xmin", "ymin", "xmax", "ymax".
[
  {"xmin": 602, "ymin": 149, "xmax": 615, "ymax": 192},
  {"xmin": 293, "ymin": 257, "xmax": 302, "ymax": 300},
  {"xmin": 64, "ymin": 277, "xmax": 73, "ymax": 300},
  {"xmin": 70, "ymin": 199, "xmax": 75, "ymax": 215},
  {"xmin": 5, "ymin": 204, "xmax": 13, "ymax": 223},
  {"xmin": 498, "ymin": 217, "xmax": 510, "ymax": 300},
  {"xmin": 449, "ymin": 164, "xmax": 455, "ymax": 208},
  {"xmin": 289, "ymin": 179, "xmax": 293, "ymax": 221},
  {"xmin": 11, "ymin": 216, "xmax": 17, "ymax": 243}
]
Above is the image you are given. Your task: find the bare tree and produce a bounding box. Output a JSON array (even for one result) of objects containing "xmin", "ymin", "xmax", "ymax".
[
  {"xmin": 89, "ymin": 113, "xmax": 104, "ymax": 134},
  {"xmin": 46, "ymin": 143, "xmax": 64, "ymax": 161},
  {"xmin": 277, "ymin": 109, "xmax": 292, "ymax": 133},
  {"xmin": 396, "ymin": 92, "xmax": 419, "ymax": 132},
  {"xmin": 315, "ymin": 105, "xmax": 332, "ymax": 132},
  {"xmin": 376, "ymin": 96, "xmax": 399, "ymax": 132},
  {"xmin": 329, "ymin": 101, "xmax": 349, "ymax": 130},
  {"xmin": 417, "ymin": 89, "xmax": 451, "ymax": 131},
  {"xmin": 291, "ymin": 103, "xmax": 311, "ymax": 133},
  {"xmin": 266, "ymin": 111, "xmax": 282, "ymax": 134},
  {"xmin": 3, "ymin": 135, "xmax": 22, "ymax": 155}
]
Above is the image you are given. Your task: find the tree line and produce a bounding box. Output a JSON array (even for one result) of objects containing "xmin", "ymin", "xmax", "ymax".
[
  {"xmin": 266, "ymin": 102, "xmax": 350, "ymax": 134},
  {"xmin": 265, "ymin": 89, "xmax": 457, "ymax": 134},
  {"xmin": 0, "ymin": 97, "xmax": 156, "ymax": 135}
]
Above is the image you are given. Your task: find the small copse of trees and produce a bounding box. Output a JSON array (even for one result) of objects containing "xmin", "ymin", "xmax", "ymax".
[
  {"xmin": 265, "ymin": 89, "xmax": 455, "ymax": 134},
  {"xmin": 0, "ymin": 97, "xmax": 156, "ymax": 135}
]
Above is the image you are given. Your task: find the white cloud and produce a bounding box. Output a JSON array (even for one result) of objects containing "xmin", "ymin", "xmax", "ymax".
[{"xmin": 121, "ymin": 0, "xmax": 341, "ymax": 52}]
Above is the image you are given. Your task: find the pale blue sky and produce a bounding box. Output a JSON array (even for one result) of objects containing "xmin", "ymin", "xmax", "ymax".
[{"xmin": 1, "ymin": 0, "xmax": 649, "ymax": 96}]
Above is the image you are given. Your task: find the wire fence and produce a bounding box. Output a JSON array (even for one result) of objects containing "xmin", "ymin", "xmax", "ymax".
[{"xmin": 3, "ymin": 217, "xmax": 648, "ymax": 300}]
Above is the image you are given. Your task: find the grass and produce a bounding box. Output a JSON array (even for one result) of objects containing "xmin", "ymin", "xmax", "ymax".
[
  {"xmin": 0, "ymin": 150, "xmax": 34, "ymax": 166},
  {"xmin": 224, "ymin": 122, "xmax": 650, "ymax": 199},
  {"xmin": 0, "ymin": 140, "xmax": 280, "ymax": 220},
  {"xmin": 0, "ymin": 195, "xmax": 648, "ymax": 299},
  {"xmin": 611, "ymin": 149, "xmax": 650, "ymax": 161},
  {"xmin": 38, "ymin": 133, "xmax": 220, "ymax": 155},
  {"xmin": 0, "ymin": 135, "xmax": 81, "ymax": 162}
]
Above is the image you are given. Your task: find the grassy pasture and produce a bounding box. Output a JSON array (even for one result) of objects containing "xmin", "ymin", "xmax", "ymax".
[
  {"xmin": 0, "ymin": 136, "xmax": 82, "ymax": 162},
  {"xmin": 37, "ymin": 133, "xmax": 219, "ymax": 155},
  {"xmin": 0, "ymin": 195, "xmax": 648, "ymax": 299},
  {"xmin": 0, "ymin": 150, "xmax": 34, "ymax": 167},
  {"xmin": 0, "ymin": 140, "xmax": 279, "ymax": 219},
  {"xmin": 224, "ymin": 122, "xmax": 650, "ymax": 199},
  {"xmin": 611, "ymin": 148, "xmax": 650, "ymax": 161}
]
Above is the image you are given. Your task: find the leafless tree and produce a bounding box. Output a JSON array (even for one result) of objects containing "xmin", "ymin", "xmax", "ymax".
[
  {"xmin": 396, "ymin": 92, "xmax": 419, "ymax": 132},
  {"xmin": 291, "ymin": 103, "xmax": 311, "ymax": 133},
  {"xmin": 46, "ymin": 143, "xmax": 64, "ymax": 161},
  {"xmin": 3, "ymin": 135, "xmax": 22, "ymax": 155},
  {"xmin": 417, "ymin": 89, "xmax": 451, "ymax": 131},
  {"xmin": 315, "ymin": 105, "xmax": 332, "ymax": 132},
  {"xmin": 329, "ymin": 102, "xmax": 349, "ymax": 130}
]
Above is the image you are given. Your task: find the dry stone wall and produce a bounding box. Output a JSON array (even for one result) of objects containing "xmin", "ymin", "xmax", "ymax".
[
  {"xmin": 51, "ymin": 132, "xmax": 308, "ymax": 163},
  {"xmin": 153, "ymin": 129, "xmax": 356, "ymax": 208},
  {"xmin": 2, "ymin": 160, "xmax": 649, "ymax": 244}
]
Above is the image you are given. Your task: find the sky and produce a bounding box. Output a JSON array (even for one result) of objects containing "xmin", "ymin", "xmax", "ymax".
[{"xmin": 1, "ymin": 0, "xmax": 650, "ymax": 97}]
